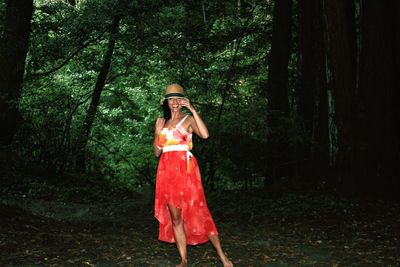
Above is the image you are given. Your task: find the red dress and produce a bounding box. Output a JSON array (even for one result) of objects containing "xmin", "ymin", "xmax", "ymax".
[{"xmin": 154, "ymin": 115, "xmax": 218, "ymax": 245}]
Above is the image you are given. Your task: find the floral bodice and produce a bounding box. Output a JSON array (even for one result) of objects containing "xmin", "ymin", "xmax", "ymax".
[{"xmin": 157, "ymin": 115, "xmax": 193, "ymax": 150}]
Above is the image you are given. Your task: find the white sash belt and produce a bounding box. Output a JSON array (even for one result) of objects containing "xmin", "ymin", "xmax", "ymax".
[{"xmin": 162, "ymin": 144, "xmax": 189, "ymax": 153}]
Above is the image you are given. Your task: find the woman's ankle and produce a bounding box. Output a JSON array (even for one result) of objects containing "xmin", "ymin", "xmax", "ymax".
[{"xmin": 176, "ymin": 259, "xmax": 188, "ymax": 267}]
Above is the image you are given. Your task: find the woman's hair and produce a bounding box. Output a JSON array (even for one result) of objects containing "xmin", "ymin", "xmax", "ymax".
[{"xmin": 162, "ymin": 99, "xmax": 171, "ymax": 120}]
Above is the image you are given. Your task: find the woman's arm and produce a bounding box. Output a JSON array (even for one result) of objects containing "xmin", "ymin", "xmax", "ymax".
[
  {"xmin": 179, "ymin": 99, "xmax": 209, "ymax": 139},
  {"xmin": 153, "ymin": 117, "xmax": 165, "ymax": 157}
]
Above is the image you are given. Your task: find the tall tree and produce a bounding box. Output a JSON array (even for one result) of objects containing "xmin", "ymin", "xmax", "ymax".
[
  {"xmin": 357, "ymin": 1, "xmax": 400, "ymax": 196},
  {"xmin": 324, "ymin": 0, "xmax": 357, "ymax": 190},
  {"xmin": 75, "ymin": 16, "xmax": 121, "ymax": 172},
  {"xmin": 297, "ymin": 0, "xmax": 329, "ymax": 183},
  {"xmin": 266, "ymin": 0, "xmax": 293, "ymax": 184},
  {"xmin": 267, "ymin": 0, "xmax": 292, "ymax": 115},
  {"xmin": 0, "ymin": 0, "xmax": 34, "ymax": 146}
]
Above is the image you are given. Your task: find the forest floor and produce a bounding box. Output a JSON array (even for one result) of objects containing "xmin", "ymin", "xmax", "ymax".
[{"xmin": 1, "ymin": 175, "xmax": 399, "ymax": 267}]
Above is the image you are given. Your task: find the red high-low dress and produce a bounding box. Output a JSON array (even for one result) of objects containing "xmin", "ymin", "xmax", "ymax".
[{"xmin": 154, "ymin": 115, "xmax": 218, "ymax": 245}]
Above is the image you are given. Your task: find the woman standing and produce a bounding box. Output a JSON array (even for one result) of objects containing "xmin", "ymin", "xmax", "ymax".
[{"xmin": 153, "ymin": 84, "xmax": 233, "ymax": 267}]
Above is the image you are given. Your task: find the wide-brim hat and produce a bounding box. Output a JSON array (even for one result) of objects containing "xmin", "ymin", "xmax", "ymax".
[{"xmin": 164, "ymin": 83, "xmax": 185, "ymax": 99}]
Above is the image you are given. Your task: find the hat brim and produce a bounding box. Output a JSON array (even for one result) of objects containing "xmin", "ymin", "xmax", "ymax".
[{"xmin": 165, "ymin": 92, "xmax": 185, "ymax": 99}]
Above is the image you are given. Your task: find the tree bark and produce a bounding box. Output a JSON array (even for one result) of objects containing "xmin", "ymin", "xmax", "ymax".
[
  {"xmin": 75, "ymin": 16, "xmax": 121, "ymax": 172},
  {"xmin": 297, "ymin": 0, "xmax": 329, "ymax": 184},
  {"xmin": 323, "ymin": 0, "xmax": 357, "ymax": 191},
  {"xmin": 357, "ymin": 1, "xmax": 400, "ymax": 197},
  {"xmin": 0, "ymin": 0, "xmax": 34, "ymax": 146},
  {"xmin": 265, "ymin": 0, "xmax": 293, "ymax": 186},
  {"xmin": 267, "ymin": 0, "xmax": 292, "ymax": 115}
]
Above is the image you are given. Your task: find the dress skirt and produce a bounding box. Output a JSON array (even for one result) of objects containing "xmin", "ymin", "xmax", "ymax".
[{"xmin": 154, "ymin": 151, "xmax": 218, "ymax": 245}]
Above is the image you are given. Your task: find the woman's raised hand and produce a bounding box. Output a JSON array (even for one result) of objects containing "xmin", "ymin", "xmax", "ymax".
[
  {"xmin": 179, "ymin": 98, "xmax": 195, "ymax": 113},
  {"xmin": 155, "ymin": 117, "xmax": 165, "ymax": 134}
]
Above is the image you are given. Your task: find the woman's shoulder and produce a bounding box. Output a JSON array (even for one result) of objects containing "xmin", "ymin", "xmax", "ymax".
[
  {"xmin": 183, "ymin": 114, "xmax": 194, "ymax": 123},
  {"xmin": 176, "ymin": 114, "xmax": 191, "ymax": 132}
]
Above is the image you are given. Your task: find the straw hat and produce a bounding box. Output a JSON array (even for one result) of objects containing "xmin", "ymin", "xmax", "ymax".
[{"xmin": 164, "ymin": 83, "xmax": 185, "ymax": 99}]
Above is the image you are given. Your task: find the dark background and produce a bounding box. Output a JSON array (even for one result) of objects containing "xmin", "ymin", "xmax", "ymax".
[{"xmin": 1, "ymin": 0, "xmax": 399, "ymax": 266}]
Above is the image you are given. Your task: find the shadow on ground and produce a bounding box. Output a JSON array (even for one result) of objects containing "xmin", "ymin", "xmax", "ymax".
[{"xmin": 1, "ymin": 176, "xmax": 399, "ymax": 266}]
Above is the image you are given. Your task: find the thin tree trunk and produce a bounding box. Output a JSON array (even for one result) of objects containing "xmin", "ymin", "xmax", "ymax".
[
  {"xmin": 0, "ymin": 0, "xmax": 34, "ymax": 146},
  {"xmin": 75, "ymin": 17, "xmax": 121, "ymax": 172},
  {"xmin": 323, "ymin": 0, "xmax": 357, "ymax": 192},
  {"xmin": 201, "ymin": 2, "xmax": 207, "ymax": 26},
  {"xmin": 58, "ymin": 92, "xmax": 92, "ymax": 174}
]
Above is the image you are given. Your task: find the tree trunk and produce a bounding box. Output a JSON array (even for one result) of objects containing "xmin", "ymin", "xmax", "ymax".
[
  {"xmin": 0, "ymin": 0, "xmax": 33, "ymax": 146},
  {"xmin": 75, "ymin": 17, "xmax": 121, "ymax": 172},
  {"xmin": 323, "ymin": 0, "xmax": 357, "ymax": 192},
  {"xmin": 265, "ymin": 0, "xmax": 293, "ymax": 186},
  {"xmin": 267, "ymin": 0, "xmax": 292, "ymax": 115},
  {"xmin": 297, "ymin": 0, "xmax": 329, "ymax": 185},
  {"xmin": 357, "ymin": 1, "xmax": 400, "ymax": 197}
]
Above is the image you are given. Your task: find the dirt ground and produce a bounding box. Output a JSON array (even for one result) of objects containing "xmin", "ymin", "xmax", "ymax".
[{"xmin": 1, "ymin": 178, "xmax": 399, "ymax": 267}]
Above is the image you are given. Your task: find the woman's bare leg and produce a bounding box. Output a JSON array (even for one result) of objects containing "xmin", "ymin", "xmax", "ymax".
[
  {"xmin": 209, "ymin": 234, "xmax": 233, "ymax": 267},
  {"xmin": 168, "ymin": 204, "xmax": 188, "ymax": 267}
]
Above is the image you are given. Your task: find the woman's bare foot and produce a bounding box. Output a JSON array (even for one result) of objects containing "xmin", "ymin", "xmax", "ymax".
[
  {"xmin": 176, "ymin": 260, "xmax": 188, "ymax": 267},
  {"xmin": 220, "ymin": 254, "xmax": 233, "ymax": 267}
]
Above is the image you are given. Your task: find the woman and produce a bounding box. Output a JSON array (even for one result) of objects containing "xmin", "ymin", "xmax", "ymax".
[{"xmin": 153, "ymin": 84, "xmax": 233, "ymax": 267}]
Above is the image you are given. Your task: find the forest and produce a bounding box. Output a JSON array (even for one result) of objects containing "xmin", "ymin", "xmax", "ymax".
[{"xmin": 1, "ymin": 0, "xmax": 399, "ymax": 266}]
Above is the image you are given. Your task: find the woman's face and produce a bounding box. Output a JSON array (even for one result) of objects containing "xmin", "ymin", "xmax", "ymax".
[{"xmin": 167, "ymin": 97, "xmax": 182, "ymax": 112}]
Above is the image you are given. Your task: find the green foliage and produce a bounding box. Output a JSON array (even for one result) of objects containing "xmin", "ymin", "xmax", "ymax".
[{"xmin": 13, "ymin": 0, "xmax": 284, "ymax": 191}]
